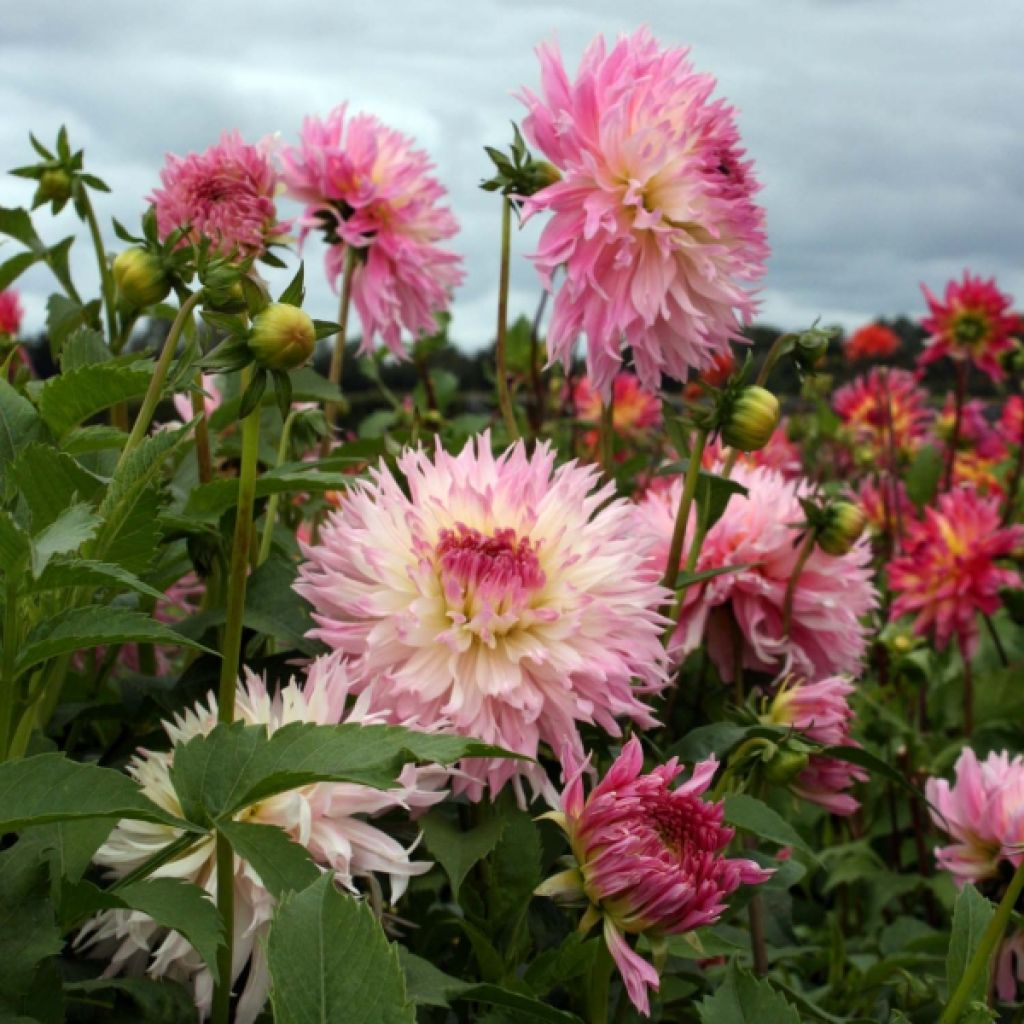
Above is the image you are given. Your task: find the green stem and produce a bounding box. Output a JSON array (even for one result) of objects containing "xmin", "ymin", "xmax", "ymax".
[
  {"xmin": 109, "ymin": 832, "xmax": 205, "ymax": 893},
  {"xmin": 116, "ymin": 290, "xmax": 204, "ymax": 469},
  {"xmin": 599, "ymin": 397, "xmax": 615, "ymax": 477},
  {"xmin": 983, "ymin": 613, "xmax": 1009, "ymax": 668},
  {"xmin": 586, "ymin": 937, "xmax": 614, "ymax": 1024},
  {"xmin": 321, "ymin": 247, "xmax": 356, "ymax": 458},
  {"xmin": 212, "ymin": 830, "xmax": 236, "ymax": 1024},
  {"xmin": 782, "ymin": 531, "xmax": 816, "ymax": 638},
  {"xmin": 494, "ymin": 197, "xmax": 520, "ymax": 440},
  {"xmin": 191, "ymin": 372, "xmax": 214, "ymax": 485},
  {"xmin": 80, "ymin": 191, "xmax": 117, "ymax": 346},
  {"xmin": 0, "ymin": 574, "xmax": 20, "ymax": 759},
  {"xmin": 257, "ymin": 409, "xmax": 298, "ymax": 566},
  {"xmin": 940, "ymin": 858, "xmax": 1024, "ymax": 1024},
  {"xmin": 943, "ymin": 361, "xmax": 968, "ymax": 492}
]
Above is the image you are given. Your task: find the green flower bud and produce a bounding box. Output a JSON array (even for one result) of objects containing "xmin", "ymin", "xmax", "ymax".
[
  {"xmin": 763, "ymin": 747, "xmax": 810, "ymax": 786},
  {"xmin": 721, "ymin": 386, "xmax": 780, "ymax": 452},
  {"xmin": 249, "ymin": 303, "xmax": 316, "ymax": 371},
  {"xmin": 817, "ymin": 501, "xmax": 867, "ymax": 556},
  {"xmin": 522, "ymin": 159, "xmax": 562, "ymax": 195},
  {"xmin": 112, "ymin": 248, "xmax": 170, "ymax": 308},
  {"xmin": 34, "ymin": 168, "xmax": 72, "ymax": 205}
]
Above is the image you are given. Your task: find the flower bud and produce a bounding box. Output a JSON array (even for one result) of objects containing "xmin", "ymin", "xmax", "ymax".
[
  {"xmin": 34, "ymin": 169, "xmax": 72, "ymax": 205},
  {"xmin": 721, "ymin": 386, "xmax": 780, "ymax": 452},
  {"xmin": 763, "ymin": 747, "xmax": 810, "ymax": 786},
  {"xmin": 112, "ymin": 248, "xmax": 170, "ymax": 309},
  {"xmin": 249, "ymin": 303, "xmax": 316, "ymax": 371},
  {"xmin": 817, "ymin": 501, "xmax": 867, "ymax": 557},
  {"xmin": 522, "ymin": 159, "xmax": 561, "ymax": 194}
]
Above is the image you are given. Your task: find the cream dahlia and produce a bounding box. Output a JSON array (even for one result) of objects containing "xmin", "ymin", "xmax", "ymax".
[{"xmin": 295, "ymin": 433, "xmax": 670, "ymax": 802}]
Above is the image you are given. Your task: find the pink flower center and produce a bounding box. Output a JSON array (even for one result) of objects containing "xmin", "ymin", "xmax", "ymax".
[
  {"xmin": 642, "ymin": 792, "xmax": 723, "ymax": 860},
  {"xmin": 436, "ymin": 525, "xmax": 545, "ymax": 608}
]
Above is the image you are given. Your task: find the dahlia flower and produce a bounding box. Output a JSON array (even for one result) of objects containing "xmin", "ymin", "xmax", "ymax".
[
  {"xmin": 937, "ymin": 396, "xmax": 1006, "ymax": 461},
  {"xmin": 833, "ymin": 368, "xmax": 933, "ymax": 464},
  {"xmin": 573, "ymin": 373, "xmax": 662, "ymax": 434},
  {"xmin": 920, "ymin": 272, "xmax": 1020, "ymax": 382},
  {"xmin": 0, "ymin": 289, "xmax": 23, "ymax": 336},
  {"xmin": 278, "ymin": 106, "xmax": 464, "ymax": 358},
  {"xmin": 767, "ymin": 676, "xmax": 865, "ymax": 816},
  {"xmin": 999, "ymin": 395, "xmax": 1024, "ymax": 448},
  {"xmin": 78, "ymin": 654, "xmax": 443, "ymax": 1022},
  {"xmin": 150, "ymin": 131, "xmax": 287, "ymax": 258},
  {"xmin": 634, "ymin": 463, "xmax": 877, "ymax": 681},
  {"xmin": 295, "ymin": 433, "xmax": 670, "ymax": 802},
  {"xmin": 855, "ymin": 477, "xmax": 917, "ymax": 537},
  {"xmin": 845, "ymin": 323, "xmax": 901, "ymax": 361},
  {"xmin": 536, "ymin": 737, "xmax": 771, "ymax": 1015},
  {"xmin": 518, "ymin": 29, "xmax": 768, "ymax": 398},
  {"xmin": 997, "ymin": 931, "xmax": 1024, "ymax": 1003},
  {"xmin": 925, "ymin": 746, "xmax": 1024, "ymax": 885},
  {"xmin": 704, "ymin": 421, "xmax": 803, "ymax": 479},
  {"xmin": 888, "ymin": 485, "xmax": 1024, "ymax": 656}
]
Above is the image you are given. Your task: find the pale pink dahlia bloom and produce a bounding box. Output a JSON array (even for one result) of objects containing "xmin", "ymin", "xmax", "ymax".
[
  {"xmin": 79, "ymin": 653, "xmax": 443, "ymax": 1023},
  {"xmin": 537, "ymin": 737, "xmax": 772, "ymax": 1015},
  {"xmin": 888, "ymin": 486, "xmax": 1024, "ymax": 657},
  {"xmin": 278, "ymin": 106, "xmax": 464, "ymax": 358},
  {"xmin": 925, "ymin": 746, "xmax": 1024, "ymax": 886},
  {"xmin": 150, "ymin": 131, "xmax": 287, "ymax": 258},
  {"xmin": 633, "ymin": 463, "xmax": 877, "ymax": 681},
  {"xmin": 295, "ymin": 433, "xmax": 670, "ymax": 802},
  {"xmin": 518, "ymin": 29, "xmax": 768, "ymax": 398},
  {"xmin": 0, "ymin": 289, "xmax": 23, "ymax": 336}
]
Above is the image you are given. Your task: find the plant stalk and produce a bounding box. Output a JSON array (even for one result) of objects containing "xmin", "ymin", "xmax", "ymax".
[
  {"xmin": 494, "ymin": 197, "xmax": 519, "ymax": 440},
  {"xmin": 321, "ymin": 246, "xmax": 356, "ymax": 458}
]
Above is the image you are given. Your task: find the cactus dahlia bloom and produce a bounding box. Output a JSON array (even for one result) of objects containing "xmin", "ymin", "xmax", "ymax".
[
  {"xmin": 518, "ymin": 29, "xmax": 768, "ymax": 399},
  {"xmin": 78, "ymin": 654, "xmax": 444, "ymax": 1023},
  {"xmin": 537, "ymin": 737, "xmax": 772, "ymax": 1015},
  {"xmin": 833, "ymin": 368, "xmax": 934, "ymax": 463},
  {"xmin": 888, "ymin": 486, "xmax": 1024, "ymax": 657},
  {"xmin": 844, "ymin": 323, "xmax": 901, "ymax": 361},
  {"xmin": 925, "ymin": 746, "xmax": 1024, "ymax": 886},
  {"xmin": 855, "ymin": 477, "xmax": 917, "ymax": 537},
  {"xmin": 295, "ymin": 433, "xmax": 670, "ymax": 802},
  {"xmin": 0, "ymin": 289, "xmax": 23, "ymax": 336},
  {"xmin": 278, "ymin": 106, "xmax": 464, "ymax": 359},
  {"xmin": 150, "ymin": 131, "xmax": 287, "ymax": 258},
  {"xmin": 573, "ymin": 372, "xmax": 662, "ymax": 434},
  {"xmin": 920, "ymin": 272, "xmax": 1020, "ymax": 382},
  {"xmin": 633, "ymin": 463, "xmax": 877, "ymax": 682}
]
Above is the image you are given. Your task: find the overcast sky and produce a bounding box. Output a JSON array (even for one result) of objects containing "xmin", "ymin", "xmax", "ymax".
[{"xmin": 2, "ymin": 0, "xmax": 1022, "ymax": 351}]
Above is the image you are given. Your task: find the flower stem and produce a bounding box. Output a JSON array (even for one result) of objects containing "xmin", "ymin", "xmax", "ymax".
[
  {"xmin": 321, "ymin": 246, "xmax": 356, "ymax": 459},
  {"xmin": 660, "ymin": 430, "xmax": 709, "ymax": 624},
  {"xmin": 782, "ymin": 530, "xmax": 817, "ymax": 638},
  {"xmin": 80, "ymin": 190, "xmax": 117, "ymax": 347},
  {"xmin": 586, "ymin": 938, "xmax": 614, "ymax": 1024},
  {"xmin": 0, "ymin": 575, "xmax": 20, "ymax": 760},
  {"xmin": 190, "ymin": 373, "xmax": 214, "ymax": 485},
  {"xmin": 943, "ymin": 361, "xmax": 968, "ymax": 491},
  {"xmin": 940, "ymin": 858, "xmax": 1024, "ymax": 1024},
  {"xmin": 528, "ymin": 288, "xmax": 549, "ymax": 436},
  {"xmin": 494, "ymin": 197, "xmax": 520, "ymax": 440},
  {"xmin": 599, "ymin": 396, "xmax": 615, "ymax": 476},
  {"xmin": 116, "ymin": 290, "xmax": 204, "ymax": 470},
  {"xmin": 983, "ymin": 613, "xmax": 1009, "ymax": 668},
  {"xmin": 212, "ymin": 830, "xmax": 235, "ymax": 1024},
  {"xmin": 257, "ymin": 409, "xmax": 298, "ymax": 566},
  {"xmin": 960, "ymin": 635, "xmax": 974, "ymax": 738}
]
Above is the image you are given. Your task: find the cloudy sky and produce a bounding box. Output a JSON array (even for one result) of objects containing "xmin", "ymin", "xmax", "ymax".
[{"xmin": 2, "ymin": 0, "xmax": 1022, "ymax": 351}]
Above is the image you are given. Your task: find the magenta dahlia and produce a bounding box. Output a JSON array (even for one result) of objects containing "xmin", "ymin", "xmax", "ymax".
[{"xmin": 0, "ymin": 289, "xmax": 23, "ymax": 337}]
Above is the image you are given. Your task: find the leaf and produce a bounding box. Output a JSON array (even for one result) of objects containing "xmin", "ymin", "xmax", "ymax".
[
  {"xmin": 278, "ymin": 263, "xmax": 305, "ymax": 307},
  {"xmin": 820, "ymin": 744, "xmax": 915, "ymax": 791},
  {"xmin": 694, "ymin": 470, "xmax": 749, "ymax": 533},
  {"xmin": 0, "ymin": 207, "xmax": 44, "ymax": 252},
  {"xmin": 486, "ymin": 807, "xmax": 542, "ymax": 958},
  {"xmin": 458, "ymin": 985, "xmax": 584, "ymax": 1023},
  {"xmin": 267, "ymin": 875, "xmax": 415, "ymax": 1024},
  {"xmin": 0, "ymin": 753, "xmax": 191, "ymax": 833},
  {"xmin": 61, "ymin": 424, "xmax": 128, "ymax": 455},
  {"xmin": 169, "ymin": 721, "xmax": 519, "ymax": 826},
  {"xmin": 217, "ymin": 819, "xmax": 319, "ymax": 899},
  {"xmin": 45, "ymin": 294, "xmax": 101, "ymax": 354},
  {"xmin": 33, "ymin": 362, "xmax": 153, "ymax": 436},
  {"xmin": 0, "ymin": 509, "xmax": 30, "ymax": 568},
  {"xmin": 723, "ymin": 794, "xmax": 818, "ymax": 862},
  {"xmin": 420, "ymin": 807, "xmax": 508, "ymax": 900},
  {"xmin": 20, "ymin": 817, "xmax": 116, "ymax": 884},
  {"xmin": 398, "ymin": 948, "xmax": 469, "ymax": 1007},
  {"xmin": 61, "ymin": 978, "xmax": 196, "ymax": 1022},
  {"xmin": 25, "ymin": 558, "xmax": 165, "ymax": 600},
  {"xmin": 184, "ymin": 467, "xmax": 356, "ymax": 517},
  {"xmin": 698, "ymin": 962, "xmax": 801, "ymax": 1023},
  {"xmin": 0, "ymin": 378, "xmax": 45, "ymax": 484},
  {"xmin": 29, "ymin": 503, "xmax": 101, "ymax": 577},
  {"xmin": 12, "ymin": 444, "xmax": 104, "ymax": 530},
  {"xmin": 16, "ymin": 606, "xmax": 212, "ymax": 676},
  {"xmin": 666, "ymin": 722, "xmax": 749, "ymax": 762},
  {"xmin": 288, "ymin": 366, "xmax": 344, "ymax": 404},
  {"xmin": 946, "ymin": 884, "xmax": 994, "ymax": 1009},
  {"xmin": 0, "ymin": 250, "xmax": 41, "ymax": 290},
  {"xmin": 905, "ymin": 444, "xmax": 944, "ymax": 509},
  {"xmin": 60, "ymin": 325, "xmax": 112, "ymax": 370},
  {"xmin": 673, "ymin": 563, "xmax": 758, "ymax": 590}
]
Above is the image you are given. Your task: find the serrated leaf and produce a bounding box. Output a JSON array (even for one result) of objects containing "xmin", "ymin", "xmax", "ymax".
[
  {"xmin": 61, "ymin": 424, "xmax": 128, "ymax": 455},
  {"xmin": 29, "ymin": 502, "xmax": 101, "ymax": 577},
  {"xmin": 698, "ymin": 962, "xmax": 801, "ymax": 1023},
  {"xmin": 61, "ymin": 977, "xmax": 196, "ymax": 1022},
  {"xmin": 11, "ymin": 443, "xmax": 104, "ymax": 530},
  {"xmin": 946, "ymin": 884, "xmax": 994, "ymax": 1010},
  {"xmin": 20, "ymin": 817, "xmax": 116, "ymax": 884},
  {"xmin": 723, "ymin": 793, "xmax": 818, "ymax": 862},
  {"xmin": 184, "ymin": 466, "xmax": 356, "ymax": 517},
  {"xmin": 0, "ymin": 378, "xmax": 45, "ymax": 484},
  {"xmin": 420, "ymin": 808, "xmax": 507, "ymax": 900},
  {"xmin": 59, "ymin": 325, "xmax": 111, "ymax": 370},
  {"xmin": 34, "ymin": 362, "xmax": 153, "ymax": 436},
  {"xmin": 46, "ymin": 294, "xmax": 101, "ymax": 353},
  {"xmin": 217, "ymin": 819, "xmax": 319, "ymax": 899},
  {"xmin": 25, "ymin": 557, "xmax": 165, "ymax": 600},
  {"xmin": 268, "ymin": 875, "xmax": 415, "ymax": 1024}
]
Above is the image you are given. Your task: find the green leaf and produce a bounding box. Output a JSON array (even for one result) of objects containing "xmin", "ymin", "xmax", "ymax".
[
  {"xmin": 288, "ymin": 366, "xmax": 344, "ymax": 404},
  {"xmin": 278, "ymin": 263, "xmax": 305, "ymax": 307},
  {"xmin": 398, "ymin": 948, "xmax": 468, "ymax": 1007},
  {"xmin": 666, "ymin": 723, "xmax": 748, "ymax": 762},
  {"xmin": 20, "ymin": 817, "xmax": 116, "ymax": 884},
  {"xmin": 698, "ymin": 962, "xmax": 801, "ymax": 1023},
  {"xmin": 723, "ymin": 793, "xmax": 818, "ymax": 862},
  {"xmin": 217, "ymin": 819, "xmax": 319, "ymax": 899},
  {"xmin": 420, "ymin": 807, "xmax": 508, "ymax": 900},
  {"xmin": 16, "ymin": 606, "xmax": 212, "ymax": 676},
  {"xmin": 0, "ymin": 250, "xmax": 41, "ymax": 290},
  {"xmin": 169, "ymin": 721, "xmax": 519, "ymax": 826},
  {"xmin": 29, "ymin": 502, "xmax": 101, "ymax": 577},
  {"xmin": 0, "ymin": 509, "xmax": 30, "ymax": 568},
  {"xmin": 905, "ymin": 444, "xmax": 944, "ymax": 509},
  {"xmin": 459, "ymin": 984, "xmax": 584, "ymax": 1023},
  {"xmin": 33, "ymin": 362, "xmax": 153, "ymax": 436},
  {"xmin": 45, "ymin": 294, "xmax": 101, "ymax": 354},
  {"xmin": 61, "ymin": 978, "xmax": 196, "ymax": 1022},
  {"xmin": 946, "ymin": 884, "xmax": 994, "ymax": 1009},
  {"xmin": 820, "ymin": 743, "xmax": 914, "ymax": 791},
  {"xmin": 12, "ymin": 444, "xmax": 104, "ymax": 530},
  {"xmin": 674, "ymin": 562, "xmax": 758, "ymax": 590},
  {"xmin": 61, "ymin": 424, "xmax": 128, "ymax": 455},
  {"xmin": 0, "ymin": 753, "xmax": 191, "ymax": 832},
  {"xmin": 486, "ymin": 807, "xmax": 542, "ymax": 957},
  {"xmin": 267, "ymin": 875, "xmax": 415, "ymax": 1024},
  {"xmin": 25, "ymin": 558, "xmax": 165, "ymax": 600},
  {"xmin": 184, "ymin": 466, "xmax": 356, "ymax": 517},
  {"xmin": 0, "ymin": 207, "xmax": 45, "ymax": 252},
  {"xmin": 0, "ymin": 378, "xmax": 45, "ymax": 485},
  {"xmin": 59, "ymin": 325, "xmax": 112, "ymax": 370}
]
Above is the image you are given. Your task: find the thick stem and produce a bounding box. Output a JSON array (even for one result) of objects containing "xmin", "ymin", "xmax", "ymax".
[
  {"xmin": 598, "ymin": 396, "xmax": 615, "ymax": 477},
  {"xmin": 415, "ymin": 353, "xmax": 439, "ymax": 413},
  {"xmin": 494, "ymin": 198, "xmax": 520, "ymax": 440},
  {"xmin": 321, "ymin": 247, "xmax": 356, "ymax": 458},
  {"xmin": 117, "ymin": 290, "xmax": 204, "ymax": 469},
  {"xmin": 782, "ymin": 531, "xmax": 817, "ymax": 638},
  {"xmin": 191, "ymin": 374, "xmax": 214, "ymax": 485},
  {"xmin": 257, "ymin": 410, "xmax": 298, "ymax": 567},
  {"xmin": 81, "ymin": 191, "xmax": 117, "ymax": 347},
  {"xmin": 212, "ymin": 830, "xmax": 236, "ymax": 1024},
  {"xmin": 659, "ymin": 430, "xmax": 709, "ymax": 619},
  {"xmin": 528, "ymin": 289, "xmax": 549, "ymax": 437},
  {"xmin": 0, "ymin": 575, "xmax": 20, "ymax": 759},
  {"xmin": 940, "ymin": 858, "xmax": 1024, "ymax": 1024},
  {"xmin": 943, "ymin": 361, "xmax": 968, "ymax": 492},
  {"xmin": 586, "ymin": 938, "xmax": 614, "ymax": 1024},
  {"xmin": 984, "ymin": 613, "xmax": 1009, "ymax": 668},
  {"xmin": 748, "ymin": 887, "xmax": 769, "ymax": 977}
]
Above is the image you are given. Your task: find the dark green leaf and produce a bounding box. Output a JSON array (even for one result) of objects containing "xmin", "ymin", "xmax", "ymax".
[
  {"xmin": 278, "ymin": 264, "xmax": 305, "ymax": 307},
  {"xmin": 723, "ymin": 793, "xmax": 818, "ymax": 862},
  {"xmin": 217, "ymin": 819, "xmax": 319, "ymax": 899},
  {"xmin": 33, "ymin": 362, "xmax": 153, "ymax": 437},
  {"xmin": 60, "ymin": 326, "xmax": 111, "ymax": 370},
  {"xmin": 238, "ymin": 368, "xmax": 268, "ymax": 419},
  {"xmin": 905, "ymin": 444, "xmax": 944, "ymax": 509},
  {"xmin": 698, "ymin": 962, "xmax": 801, "ymax": 1023},
  {"xmin": 420, "ymin": 808, "xmax": 507, "ymax": 900},
  {"xmin": 12, "ymin": 444, "xmax": 104, "ymax": 530},
  {"xmin": 0, "ymin": 207, "xmax": 44, "ymax": 252},
  {"xmin": 946, "ymin": 884, "xmax": 994, "ymax": 1009},
  {"xmin": 20, "ymin": 817, "xmax": 116, "ymax": 884},
  {"xmin": 666, "ymin": 722, "xmax": 749, "ymax": 762},
  {"xmin": 674, "ymin": 562, "xmax": 758, "ymax": 590},
  {"xmin": 25, "ymin": 558, "xmax": 165, "ymax": 600},
  {"xmin": 62, "ymin": 977, "xmax": 196, "ymax": 1022},
  {"xmin": 184, "ymin": 467, "xmax": 356, "ymax": 518},
  {"xmin": 0, "ymin": 250, "xmax": 41, "ymax": 290},
  {"xmin": 0, "ymin": 378, "xmax": 45, "ymax": 484}
]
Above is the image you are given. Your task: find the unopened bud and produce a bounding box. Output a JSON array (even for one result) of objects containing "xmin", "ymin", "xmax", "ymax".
[
  {"xmin": 763, "ymin": 748, "xmax": 810, "ymax": 786},
  {"xmin": 249, "ymin": 303, "xmax": 316, "ymax": 371},
  {"xmin": 794, "ymin": 328, "xmax": 833, "ymax": 373},
  {"xmin": 523, "ymin": 160, "xmax": 561, "ymax": 195},
  {"xmin": 35, "ymin": 169, "xmax": 72, "ymax": 205},
  {"xmin": 817, "ymin": 501, "xmax": 867, "ymax": 557},
  {"xmin": 721, "ymin": 386, "xmax": 780, "ymax": 452},
  {"xmin": 112, "ymin": 248, "xmax": 170, "ymax": 308}
]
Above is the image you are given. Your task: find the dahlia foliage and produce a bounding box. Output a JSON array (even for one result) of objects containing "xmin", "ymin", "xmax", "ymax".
[{"xmin": 1, "ymin": 28, "xmax": 1023, "ymax": 1024}]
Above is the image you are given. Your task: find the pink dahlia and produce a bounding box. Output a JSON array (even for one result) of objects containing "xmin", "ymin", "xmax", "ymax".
[
  {"xmin": 278, "ymin": 106, "xmax": 464, "ymax": 359},
  {"xmin": 920, "ymin": 272, "xmax": 1020, "ymax": 382},
  {"xmin": 518, "ymin": 29, "xmax": 768, "ymax": 398},
  {"xmin": 888, "ymin": 485, "xmax": 1024, "ymax": 656},
  {"xmin": 79, "ymin": 653, "xmax": 443, "ymax": 1023},
  {"xmin": 845, "ymin": 323, "xmax": 901, "ymax": 361},
  {"xmin": 634, "ymin": 463, "xmax": 877, "ymax": 681},
  {"xmin": 997, "ymin": 931, "xmax": 1024, "ymax": 1004},
  {"xmin": 150, "ymin": 131, "xmax": 287, "ymax": 258},
  {"xmin": 855, "ymin": 477, "xmax": 917, "ymax": 538},
  {"xmin": 573, "ymin": 372, "xmax": 662, "ymax": 435},
  {"xmin": 833, "ymin": 367, "xmax": 934, "ymax": 464},
  {"xmin": 0, "ymin": 289, "xmax": 23, "ymax": 336},
  {"xmin": 937, "ymin": 396, "xmax": 1006, "ymax": 461},
  {"xmin": 925, "ymin": 746, "xmax": 1024, "ymax": 886},
  {"xmin": 999, "ymin": 395, "xmax": 1024, "ymax": 448},
  {"xmin": 536, "ymin": 737, "xmax": 772, "ymax": 1015},
  {"xmin": 767, "ymin": 676, "xmax": 865, "ymax": 816},
  {"xmin": 295, "ymin": 433, "xmax": 670, "ymax": 802}
]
